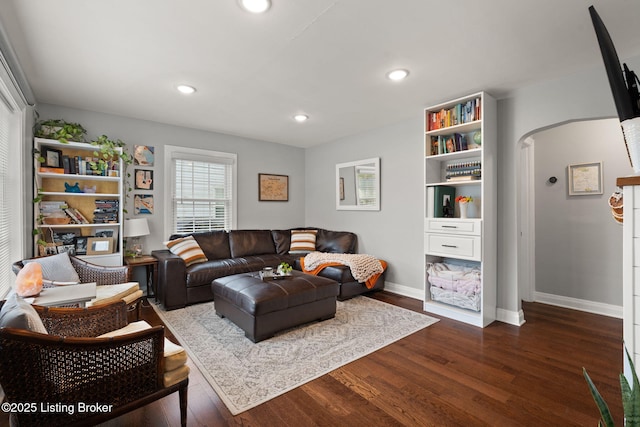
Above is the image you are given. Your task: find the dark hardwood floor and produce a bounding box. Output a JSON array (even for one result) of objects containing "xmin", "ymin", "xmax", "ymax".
[{"xmin": 1, "ymin": 293, "xmax": 624, "ymax": 426}]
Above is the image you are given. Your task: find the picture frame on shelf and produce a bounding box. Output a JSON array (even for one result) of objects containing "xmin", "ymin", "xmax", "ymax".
[
  {"xmin": 86, "ymin": 237, "xmax": 114, "ymax": 255},
  {"xmin": 42, "ymin": 147, "xmax": 63, "ymax": 168},
  {"xmin": 38, "ymin": 243, "xmax": 59, "ymax": 256},
  {"xmin": 57, "ymin": 244, "xmax": 76, "ymax": 256},
  {"xmin": 568, "ymin": 161, "xmax": 603, "ymax": 196},
  {"xmin": 258, "ymin": 173, "xmax": 289, "ymax": 201},
  {"xmin": 75, "ymin": 237, "xmax": 88, "ymax": 255}
]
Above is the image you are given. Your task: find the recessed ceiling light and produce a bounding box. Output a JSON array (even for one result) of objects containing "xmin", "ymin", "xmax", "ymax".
[
  {"xmin": 177, "ymin": 85, "xmax": 196, "ymax": 94},
  {"xmin": 293, "ymin": 114, "xmax": 309, "ymax": 123},
  {"xmin": 239, "ymin": 0, "xmax": 271, "ymax": 13},
  {"xmin": 386, "ymin": 69, "xmax": 409, "ymax": 81}
]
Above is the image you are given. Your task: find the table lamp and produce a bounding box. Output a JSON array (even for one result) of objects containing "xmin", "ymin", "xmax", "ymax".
[{"xmin": 124, "ymin": 218, "xmax": 150, "ymax": 257}]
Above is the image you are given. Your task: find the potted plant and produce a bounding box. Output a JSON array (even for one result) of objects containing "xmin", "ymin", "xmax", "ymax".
[
  {"xmin": 34, "ymin": 119, "xmax": 87, "ymax": 143},
  {"xmin": 90, "ymin": 135, "xmax": 134, "ymax": 212},
  {"xmin": 584, "ymin": 346, "xmax": 640, "ymax": 426}
]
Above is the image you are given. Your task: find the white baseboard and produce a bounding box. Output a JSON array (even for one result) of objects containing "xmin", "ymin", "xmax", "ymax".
[
  {"xmin": 383, "ymin": 281, "xmax": 424, "ymax": 301},
  {"xmin": 497, "ymin": 308, "xmax": 525, "ymax": 326},
  {"xmin": 534, "ymin": 292, "xmax": 622, "ymax": 319}
]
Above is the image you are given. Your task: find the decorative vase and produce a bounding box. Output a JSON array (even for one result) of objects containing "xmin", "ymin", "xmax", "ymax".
[{"xmin": 459, "ymin": 201, "xmax": 468, "ymax": 219}]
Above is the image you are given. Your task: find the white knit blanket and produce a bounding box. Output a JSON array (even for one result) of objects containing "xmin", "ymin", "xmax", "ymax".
[{"xmin": 303, "ymin": 252, "xmax": 383, "ymax": 283}]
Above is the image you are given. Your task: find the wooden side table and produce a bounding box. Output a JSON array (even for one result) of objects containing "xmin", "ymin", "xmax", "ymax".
[{"xmin": 124, "ymin": 255, "xmax": 158, "ymax": 298}]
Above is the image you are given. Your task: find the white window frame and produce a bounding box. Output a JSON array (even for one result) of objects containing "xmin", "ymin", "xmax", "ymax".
[
  {"xmin": 164, "ymin": 145, "xmax": 237, "ymax": 237},
  {"xmin": 0, "ymin": 57, "xmax": 26, "ymax": 298}
]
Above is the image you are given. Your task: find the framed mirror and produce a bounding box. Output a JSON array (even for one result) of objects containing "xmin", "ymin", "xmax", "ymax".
[{"xmin": 336, "ymin": 157, "xmax": 380, "ymax": 211}]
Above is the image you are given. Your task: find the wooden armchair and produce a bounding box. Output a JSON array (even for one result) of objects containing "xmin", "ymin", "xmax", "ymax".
[{"xmin": 0, "ymin": 299, "xmax": 189, "ymax": 427}]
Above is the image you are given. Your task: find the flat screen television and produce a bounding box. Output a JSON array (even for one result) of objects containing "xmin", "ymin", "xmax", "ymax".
[{"xmin": 589, "ymin": 5, "xmax": 639, "ymax": 121}]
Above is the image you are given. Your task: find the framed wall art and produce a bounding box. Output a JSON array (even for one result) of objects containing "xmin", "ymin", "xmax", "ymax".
[
  {"xmin": 568, "ymin": 161, "xmax": 603, "ymax": 196},
  {"xmin": 135, "ymin": 169, "xmax": 154, "ymax": 190},
  {"xmin": 134, "ymin": 145, "xmax": 155, "ymax": 166},
  {"xmin": 134, "ymin": 194, "xmax": 154, "ymax": 214},
  {"xmin": 258, "ymin": 173, "xmax": 289, "ymax": 201}
]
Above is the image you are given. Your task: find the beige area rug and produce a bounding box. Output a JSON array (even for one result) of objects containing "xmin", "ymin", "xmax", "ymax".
[{"xmin": 153, "ymin": 296, "xmax": 439, "ymax": 415}]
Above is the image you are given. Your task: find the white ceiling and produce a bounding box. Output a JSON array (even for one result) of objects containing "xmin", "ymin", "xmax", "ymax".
[{"xmin": 2, "ymin": 0, "xmax": 640, "ymax": 147}]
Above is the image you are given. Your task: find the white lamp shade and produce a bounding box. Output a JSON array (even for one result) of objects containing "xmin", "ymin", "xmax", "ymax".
[{"xmin": 124, "ymin": 218, "xmax": 150, "ymax": 237}]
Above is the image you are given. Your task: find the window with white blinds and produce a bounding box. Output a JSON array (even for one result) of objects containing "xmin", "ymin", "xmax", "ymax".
[
  {"xmin": 0, "ymin": 74, "xmax": 25, "ymax": 298},
  {"xmin": 165, "ymin": 145, "xmax": 237, "ymax": 235}
]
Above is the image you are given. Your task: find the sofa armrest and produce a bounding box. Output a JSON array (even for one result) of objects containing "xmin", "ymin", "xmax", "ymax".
[{"xmin": 152, "ymin": 249, "xmax": 188, "ymax": 310}]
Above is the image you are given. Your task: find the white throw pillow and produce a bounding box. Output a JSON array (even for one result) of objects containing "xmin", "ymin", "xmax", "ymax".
[
  {"xmin": 289, "ymin": 229, "xmax": 318, "ymax": 254},
  {"xmin": 23, "ymin": 252, "xmax": 80, "ymax": 284}
]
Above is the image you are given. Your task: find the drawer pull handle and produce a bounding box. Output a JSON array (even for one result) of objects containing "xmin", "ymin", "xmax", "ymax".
[
  {"xmin": 442, "ymin": 244, "xmax": 458, "ymax": 248},
  {"xmin": 442, "ymin": 225, "xmax": 458, "ymax": 228}
]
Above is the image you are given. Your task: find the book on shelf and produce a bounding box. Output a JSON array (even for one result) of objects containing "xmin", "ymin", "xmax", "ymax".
[
  {"xmin": 426, "ymin": 186, "xmax": 434, "ymax": 218},
  {"xmin": 427, "ymin": 98, "xmax": 482, "ymax": 131},
  {"xmin": 39, "ymin": 166, "xmax": 65, "ymax": 174},
  {"xmin": 433, "ymin": 186, "xmax": 456, "ymax": 218},
  {"xmin": 446, "ymin": 175, "xmax": 480, "ymax": 182}
]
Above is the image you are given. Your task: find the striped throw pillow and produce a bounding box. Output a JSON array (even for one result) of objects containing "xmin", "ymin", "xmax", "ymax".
[
  {"xmin": 165, "ymin": 235, "xmax": 208, "ymax": 267},
  {"xmin": 289, "ymin": 229, "xmax": 318, "ymax": 254}
]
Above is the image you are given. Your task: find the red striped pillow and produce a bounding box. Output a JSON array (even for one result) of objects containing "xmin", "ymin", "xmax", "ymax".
[
  {"xmin": 165, "ymin": 235, "xmax": 208, "ymax": 266},
  {"xmin": 289, "ymin": 229, "xmax": 317, "ymax": 254}
]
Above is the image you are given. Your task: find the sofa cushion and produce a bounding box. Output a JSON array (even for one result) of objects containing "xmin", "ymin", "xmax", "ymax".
[
  {"xmin": 0, "ymin": 292, "xmax": 48, "ymax": 334},
  {"xmin": 169, "ymin": 230, "xmax": 231, "ymax": 261},
  {"xmin": 316, "ymin": 229, "xmax": 357, "ymax": 253},
  {"xmin": 289, "ymin": 229, "xmax": 317, "ymax": 254},
  {"xmin": 229, "ymin": 230, "xmax": 276, "ymax": 258},
  {"xmin": 271, "ymin": 230, "xmax": 292, "ymax": 255},
  {"xmin": 23, "ymin": 252, "xmax": 80, "ymax": 284},
  {"xmin": 165, "ymin": 235, "xmax": 209, "ymax": 266},
  {"xmin": 185, "ymin": 254, "xmax": 297, "ymax": 287}
]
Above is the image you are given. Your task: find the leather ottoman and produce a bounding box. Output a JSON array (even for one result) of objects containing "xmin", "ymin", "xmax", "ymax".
[{"xmin": 212, "ymin": 270, "xmax": 339, "ymax": 342}]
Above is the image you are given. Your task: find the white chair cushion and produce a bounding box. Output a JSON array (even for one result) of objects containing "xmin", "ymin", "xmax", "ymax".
[{"xmin": 98, "ymin": 320, "xmax": 189, "ymax": 385}]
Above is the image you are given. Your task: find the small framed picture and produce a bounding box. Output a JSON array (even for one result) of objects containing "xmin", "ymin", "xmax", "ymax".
[
  {"xmin": 38, "ymin": 243, "xmax": 59, "ymax": 256},
  {"xmin": 568, "ymin": 161, "xmax": 604, "ymax": 196},
  {"xmin": 86, "ymin": 237, "xmax": 114, "ymax": 255},
  {"xmin": 57, "ymin": 244, "xmax": 76, "ymax": 256},
  {"xmin": 134, "ymin": 145, "xmax": 155, "ymax": 166},
  {"xmin": 134, "ymin": 194, "xmax": 154, "ymax": 214},
  {"xmin": 42, "ymin": 148, "xmax": 63, "ymax": 168},
  {"xmin": 258, "ymin": 173, "xmax": 289, "ymax": 201},
  {"xmin": 75, "ymin": 236, "xmax": 88, "ymax": 255},
  {"xmin": 135, "ymin": 169, "xmax": 154, "ymax": 190}
]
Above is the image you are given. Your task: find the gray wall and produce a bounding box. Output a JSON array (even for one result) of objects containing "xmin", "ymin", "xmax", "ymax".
[
  {"xmin": 304, "ymin": 119, "xmax": 423, "ymax": 294},
  {"xmin": 34, "ymin": 104, "xmax": 306, "ymax": 254},
  {"xmin": 498, "ymin": 54, "xmax": 640, "ymax": 316},
  {"xmin": 533, "ymin": 119, "xmax": 631, "ymax": 305}
]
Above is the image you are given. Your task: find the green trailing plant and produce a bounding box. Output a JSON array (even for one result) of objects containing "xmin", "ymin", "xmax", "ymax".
[
  {"xmin": 90, "ymin": 135, "xmax": 133, "ymax": 213},
  {"xmin": 584, "ymin": 346, "xmax": 640, "ymax": 426},
  {"xmin": 34, "ymin": 119, "xmax": 87, "ymax": 143}
]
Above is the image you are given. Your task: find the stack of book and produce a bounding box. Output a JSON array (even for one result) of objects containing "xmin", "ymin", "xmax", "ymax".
[
  {"xmin": 446, "ymin": 161, "xmax": 482, "ymax": 182},
  {"xmin": 93, "ymin": 199, "xmax": 119, "ymax": 223}
]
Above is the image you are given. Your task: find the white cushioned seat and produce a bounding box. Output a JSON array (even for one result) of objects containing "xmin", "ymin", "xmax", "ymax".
[{"xmin": 99, "ymin": 320, "xmax": 190, "ymax": 387}]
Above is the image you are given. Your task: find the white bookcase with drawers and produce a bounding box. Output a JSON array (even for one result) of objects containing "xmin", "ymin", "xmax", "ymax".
[{"xmin": 423, "ymin": 92, "xmax": 497, "ymax": 327}]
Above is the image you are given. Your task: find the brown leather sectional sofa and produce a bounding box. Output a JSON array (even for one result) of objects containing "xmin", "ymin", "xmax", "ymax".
[{"xmin": 152, "ymin": 228, "xmax": 385, "ymax": 310}]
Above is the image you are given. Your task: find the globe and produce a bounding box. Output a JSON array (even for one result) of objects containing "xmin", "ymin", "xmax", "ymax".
[{"xmin": 473, "ymin": 131, "xmax": 482, "ymax": 146}]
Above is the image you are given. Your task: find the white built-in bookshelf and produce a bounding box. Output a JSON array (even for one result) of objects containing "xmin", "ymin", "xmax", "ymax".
[{"xmin": 423, "ymin": 92, "xmax": 497, "ymax": 327}]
